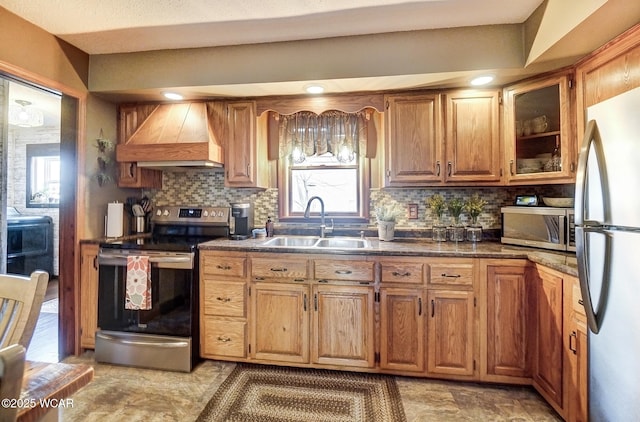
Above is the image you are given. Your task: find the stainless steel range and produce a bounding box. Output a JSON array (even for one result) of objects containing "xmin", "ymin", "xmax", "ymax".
[{"xmin": 95, "ymin": 205, "xmax": 230, "ymax": 372}]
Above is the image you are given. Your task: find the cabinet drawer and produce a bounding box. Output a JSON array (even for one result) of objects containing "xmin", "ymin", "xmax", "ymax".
[
  {"xmin": 251, "ymin": 258, "xmax": 308, "ymax": 280},
  {"xmin": 202, "ymin": 256, "xmax": 247, "ymax": 278},
  {"xmin": 314, "ymin": 259, "xmax": 374, "ymax": 282},
  {"xmin": 427, "ymin": 260, "xmax": 474, "ymax": 287},
  {"xmin": 380, "ymin": 261, "xmax": 424, "ymax": 284},
  {"xmin": 202, "ymin": 281, "xmax": 246, "ymax": 317},
  {"xmin": 201, "ymin": 317, "xmax": 246, "ymax": 358}
]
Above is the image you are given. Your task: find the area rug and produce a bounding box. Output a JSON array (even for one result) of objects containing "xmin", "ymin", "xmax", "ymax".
[{"xmin": 196, "ymin": 364, "xmax": 407, "ymax": 422}]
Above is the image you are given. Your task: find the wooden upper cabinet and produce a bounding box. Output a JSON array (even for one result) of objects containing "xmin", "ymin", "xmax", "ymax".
[
  {"xmin": 116, "ymin": 105, "xmax": 162, "ymax": 188},
  {"xmin": 503, "ymin": 70, "xmax": 575, "ymax": 185},
  {"xmin": 444, "ymin": 90, "xmax": 502, "ymax": 183},
  {"xmin": 384, "ymin": 93, "xmax": 442, "ymax": 186},
  {"xmin": 225, "ymin": 101, "xmax": 268, "ymax": 188},
  {"xmin": 384, "ymin": 90, "xmax": 501, "ymax": 186}
]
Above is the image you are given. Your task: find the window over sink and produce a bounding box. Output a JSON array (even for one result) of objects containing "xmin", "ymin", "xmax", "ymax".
[{"xmin": 277, "ymin": 110, "xmax": 371, "ymax": 222}]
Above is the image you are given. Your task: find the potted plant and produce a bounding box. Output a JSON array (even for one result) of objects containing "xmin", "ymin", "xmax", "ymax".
[
  {"xmin": 374, "ymin": 203, "xmax": 404, "ymax": 241},
  {"xmin": 464, "ymin": 193, "xmax": 487, "ymax": 242},
  {"xmin": 447, "ymin": 198, "xmax": 465, "ymax": 241},
  {"xmin": 426, "ymin": 194, "xmax": 447, "ymax": 241}
]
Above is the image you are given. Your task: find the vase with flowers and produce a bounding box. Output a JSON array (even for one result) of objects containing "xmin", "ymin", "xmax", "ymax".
[
  {"xmin": 464, "ymin": 193, "xmax": 487, "ymax": 242},
  {"xmin": 426, "ymin": 194, "xmax": 447, "ymax": 241},
  {"xmin": 374, "ymin": 203, "xmax": 404, "ymax": 241},
  {"xmin": 447, "ymin": 198, "xmax": 465, "ymax": 242}
]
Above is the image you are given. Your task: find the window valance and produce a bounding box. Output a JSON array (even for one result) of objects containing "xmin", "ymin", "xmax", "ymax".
[{"xmin": 278, "ymin": 110, "xmax": 372, "ymax": 164}]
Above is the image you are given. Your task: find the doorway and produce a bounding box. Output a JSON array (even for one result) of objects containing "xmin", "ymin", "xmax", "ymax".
[{"xmin": 2, "ymin": 77, "xmax": 61, "ymax": 362}]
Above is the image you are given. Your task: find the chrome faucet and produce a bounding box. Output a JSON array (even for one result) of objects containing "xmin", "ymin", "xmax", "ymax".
[{"xmin": 304, "ymin": 196, "xmax": 334, "ymax": 238}]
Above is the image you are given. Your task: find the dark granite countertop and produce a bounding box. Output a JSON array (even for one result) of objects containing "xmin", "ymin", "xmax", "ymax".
[{"xmin": 198, "ymin": 236, "xmax": 578, "ymax": 277}]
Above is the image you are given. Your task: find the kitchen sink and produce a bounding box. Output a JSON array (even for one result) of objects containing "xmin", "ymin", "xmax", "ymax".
[
  {"xmin": 315, "ymin": 238, "xmax": 369, "ymax": 249},
  {"xmin": 259, "ymin": 236, "xmax": 370, "ymax": 249},
  {"xmin": 260, "ymin": 236, "xmax": 320, "ymax": 247}
]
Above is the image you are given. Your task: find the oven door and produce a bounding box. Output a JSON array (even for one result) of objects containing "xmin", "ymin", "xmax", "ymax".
[{"xmin": 97, "ymin": 250, "xmax": 195, "ymax": 337}]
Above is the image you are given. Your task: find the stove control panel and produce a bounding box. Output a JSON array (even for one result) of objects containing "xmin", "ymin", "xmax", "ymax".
[{"xmin": 152, "ymin": 206, "xmax": 230, "ymax": 225}]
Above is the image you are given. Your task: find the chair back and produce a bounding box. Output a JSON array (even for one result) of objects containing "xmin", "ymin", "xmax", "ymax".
[
  {"xmin": 0, "ymin": 344, "xmax": 26, "ymax": 422},
  {"xmin": 0, "ymin": 271, "xmax": 49, "ymax": 350}
]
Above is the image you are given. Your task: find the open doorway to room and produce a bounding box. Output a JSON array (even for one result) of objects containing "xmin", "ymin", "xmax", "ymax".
[{"xmin": 2, "ymin": 78, "xmax": 61, "ymax": 362}]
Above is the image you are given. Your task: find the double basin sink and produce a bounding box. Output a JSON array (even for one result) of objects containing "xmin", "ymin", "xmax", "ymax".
[{"xmin": 259, "ymin": 236, "xmax": 370, "ymax": 250}]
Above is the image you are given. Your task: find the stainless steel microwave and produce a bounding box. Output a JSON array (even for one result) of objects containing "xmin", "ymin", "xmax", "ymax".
[{"xmin": 501, "ymin": 206, "xmax": 575, "ymax": 252}]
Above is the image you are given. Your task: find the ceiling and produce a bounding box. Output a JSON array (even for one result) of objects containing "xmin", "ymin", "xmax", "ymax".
[
  {"xmin": 0, "ymin": 0, "xmax": 544, "ymax": 55},
  {"xmin": 1, "ymin": 0, "xmax": 638, "ymax": 101}
]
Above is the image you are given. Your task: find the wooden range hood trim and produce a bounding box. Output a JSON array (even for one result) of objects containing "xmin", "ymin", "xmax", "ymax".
[{"xmin": 116, "ymin": 102, "xmax": 225, "ymax": 165}]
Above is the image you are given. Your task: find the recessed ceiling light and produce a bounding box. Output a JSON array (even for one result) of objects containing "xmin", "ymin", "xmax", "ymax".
[
  {"xmin": 163, "ymin": 92, "xmax": 183, "ymax": 100},
  {"xmin": 470, "ymin": 75, "xmax": 494, "ymax": 86},
  {"xmin": 304, "ymin": 84, "xmax": 325, "ymax": 94}
]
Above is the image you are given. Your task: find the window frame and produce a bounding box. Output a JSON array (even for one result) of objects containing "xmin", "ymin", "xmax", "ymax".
[{"xmin": 278, "ymin": 153, "xmax": 370, "ymax": 223}]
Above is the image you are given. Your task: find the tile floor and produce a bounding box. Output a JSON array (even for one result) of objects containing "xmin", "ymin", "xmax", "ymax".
[{"xmin": 57, "ymin": 354, "xmax": 562, "ymax": 422}]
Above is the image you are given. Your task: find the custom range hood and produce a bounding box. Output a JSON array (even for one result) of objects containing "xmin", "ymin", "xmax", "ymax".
[{"xmin": 116, "ymin": 102, "xmax": 225, "ymax": 169}]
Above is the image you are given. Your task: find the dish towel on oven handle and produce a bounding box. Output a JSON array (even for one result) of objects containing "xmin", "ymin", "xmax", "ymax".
[{"xmin": 125, "ymin": 255, "xmax": 152, "ymax": 310}]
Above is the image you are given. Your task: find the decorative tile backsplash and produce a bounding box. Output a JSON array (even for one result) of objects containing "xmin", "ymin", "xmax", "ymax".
[{"xmin": 150, "ymin": 170, "xmax": 574, "ymax": 232}]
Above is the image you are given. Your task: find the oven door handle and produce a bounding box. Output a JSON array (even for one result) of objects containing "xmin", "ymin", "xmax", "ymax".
[
  {"xmin": 96, "ymin": 332, "xmax": 189, "ymax": 348},
  {"xmin": 98, "ymin": 253, "xmax": 194, "ymax": 269}
]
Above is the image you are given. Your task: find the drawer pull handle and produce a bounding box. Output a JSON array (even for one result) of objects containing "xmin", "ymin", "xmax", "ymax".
[
  {"xmin": 578, "ymin": 299, "xmax": 584, "ymax": 306},
  {"xmin": 335, "ymin": 270, "xmax": 352, "ymax": 275},
  {"xmin": 303, "ymin": 294, "xmax": 307, "ymax": 312},
  {"xmin": 431, "ymin": 299, "xmax": 435, "ymax": 317},
  {"xmin": 294, "ymin": 278, "xmax": 305, "ymax": 283},
  {"xmin": 569, "ymin": 331, "xmax": 577, "ymax": 354},
  {"xmin": 217, "ymin": 265, "xmax": 232, "ymax": 270},
  {"xmin": 217, "ymin": 336, "xmax": 231, "ymax": 343},
  {"xmin": 418, "ymin": 297, "xmax": 423, "ymax": 316},
  {"xmin": 318, "ymin": 279, "xmax": 328, "ymax": 283},
  {"xmin": 216, "ymin": 297, "xmax": 231, "ymax": 302},
  {"xmin": 441, "ymin": 273, "xmax": 461, "ymax": 278},
  {"xmin": 392, "ymin": 271, "xmax": 411, "ymax": 277},
  {"xmin": 254, "ymin": 277, "xmax": 265, "ymax": 281},
  {"xmin": 270, "ymin": 267, "xmax": 288, "ymax": 272}
]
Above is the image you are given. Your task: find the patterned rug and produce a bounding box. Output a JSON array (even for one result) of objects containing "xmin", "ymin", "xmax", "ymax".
[{"xmin": 196, "ymin": 364, "xmax": 407, "ymax": 422}]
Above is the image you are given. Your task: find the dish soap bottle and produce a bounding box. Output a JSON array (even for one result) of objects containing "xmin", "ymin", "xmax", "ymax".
[{"xmin": 265, "ymin": 216, "xmax": 274, "ymax": 237}]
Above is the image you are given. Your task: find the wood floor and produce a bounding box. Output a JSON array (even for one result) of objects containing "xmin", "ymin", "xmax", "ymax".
[{"xmin": 26, "ymin": 278, "xmax": 59, "ymax": 363}]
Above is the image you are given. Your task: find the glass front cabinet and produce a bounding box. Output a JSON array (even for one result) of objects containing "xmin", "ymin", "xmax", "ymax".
[{"xmin": 503, "ymin": 70, "xmax": 575, "ymax": 184}]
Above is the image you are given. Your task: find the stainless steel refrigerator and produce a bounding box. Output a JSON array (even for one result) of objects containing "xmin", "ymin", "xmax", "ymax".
[{"xmin": 575, "ymin": 86, "xmax": 640, "ymax": 421}]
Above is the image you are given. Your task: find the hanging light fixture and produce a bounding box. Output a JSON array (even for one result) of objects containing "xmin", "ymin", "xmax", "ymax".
[{"xmin": 8, "ymin": 99, "xmax": 44, "ymax": 127}]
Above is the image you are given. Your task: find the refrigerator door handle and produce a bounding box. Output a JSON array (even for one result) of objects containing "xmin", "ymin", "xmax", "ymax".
[
  {"xmin": 575, "ymin": 119, "xmax": 610, "ymax": 226},
  {"xmin": 576, "ymin": 226, "xmax": 611, "ymax": 334}
]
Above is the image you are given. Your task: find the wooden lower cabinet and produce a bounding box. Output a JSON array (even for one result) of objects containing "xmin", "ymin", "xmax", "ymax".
[
  {"xmin": 199, "ymin": 251, "xmax": 248, "ymax": 360},
  {"xmin": 533, "ymin": 264, "xmax": 565, "ymax": 415},
  {"xmin": 250, "ymin": 282, "xmax": 310, "ymax": 363},
  {"xmin": 379, "ymin": 287, "xmax": 425, "ymax": 372},
  {"xmin": 197, "ymin": 251, "xmax": 586, "ymax": 421},
  {"xmin": 313, "ymin": 284, "xmax": 376, "ymax": 368},
  {"xmin": 481, "ymin": 259, "xmax": 532, "ymax": 382},
  {"xmin": 565, "ymin": 275, "xmax": 588, "ymax": 422},
  {"xmin": 250, "ymin": 282, "xmax": 375, "ymax": 368},
  {"xmin": 80, "ymin": 243, "xmax": 99, "ymax": 349},
  {"xmin": 427, "ymin": 289, "xmax": 476, "ymax": 377}
]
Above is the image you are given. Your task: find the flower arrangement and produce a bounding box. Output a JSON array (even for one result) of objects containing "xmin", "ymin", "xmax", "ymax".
[
  {"xmin": 426, "ymin": 194, "xmax": 446, "ymax": 223},
  {"xmin": 447, "ymin": 198, "xmax": 465, "ymax": 225},
  {"xmin": 464, "ymin": 193, "xmax": 487, "ymax": 225},
  {"xmin": 374, "ymin": 203, "xmax": 404, "ymax": 223}
]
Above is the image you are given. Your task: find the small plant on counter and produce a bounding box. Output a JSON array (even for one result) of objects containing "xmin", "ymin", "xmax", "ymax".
[
  {"xmin": 447, "ymin": 198, "xmax": 465, "ymax": 226},
  {"xmin": 374, "ymin": 203, "xmax": 404, "ymax": 223},
  {"xmin": 426, "ymin": 194, "xmax": 446, "ymax": 225},
  {"xmin": 464, "ymin": 193, "xmax": 487, "ymax": 226}
]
